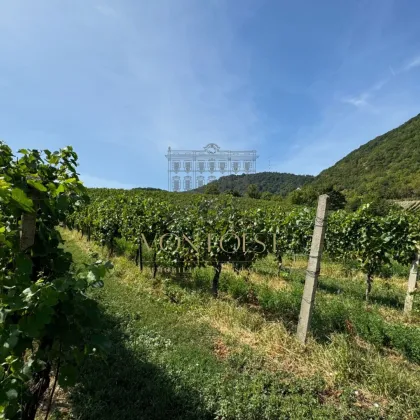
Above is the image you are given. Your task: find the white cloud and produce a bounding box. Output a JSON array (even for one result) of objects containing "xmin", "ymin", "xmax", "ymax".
[
  {"xmin": 372, "ymin": 78, "xmax": 389, "ymax": 91},
  {"xmin": 342, "ymin": 93, "xmax": 370, "ymax": 108},
  {"xmin": 341, "ymin": 52, "xmax": 420, "ymax": 111},
  {"xmin": 95, "ymin": 5, "xmax": 118, "ymax": 17},
  {"xmin": 92, "ymin": 0, "xmax": 262, "ymax": 152},
  {"xmin": 1, "ymin": 1, "xmax": 420, "ymax": 189},
  {"xmin": 81, "ymin": 173, "xmax": 135, "ymax": 189},
  {"xmin": 341, "ymin": 51, "xmax": 420, "ymax": 112},
  {"xmin": 404, "ymin": 56, "xmax": 420, "ymax": 71},
  {"xmin": 341, "ymin": 76, "xmax": 391, "ymax": 110},
  {"xmin": 278, "ymin": 94, "xmax": 420, "ymax": 176},
  {"xmin": 0, "ymin": 0, "xmax": 264, "ymax": 189}
]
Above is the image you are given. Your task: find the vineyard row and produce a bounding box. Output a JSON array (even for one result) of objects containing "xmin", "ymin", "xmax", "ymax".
[{"xmin": 67, "ymin": 189, "xmax": 420, "ymax": 303}]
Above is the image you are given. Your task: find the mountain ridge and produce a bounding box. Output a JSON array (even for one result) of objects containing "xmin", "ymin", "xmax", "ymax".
[
  {"xmin": 192, "ymin": 172, "xmax": 314, "ymax": 196},
  {"xmin": 308, "ymin": 113, "xmax": 420, "ymax": 199},
  {"xmin": 198, "ymin": 113, "xmax": 420, "ymax": 200}
]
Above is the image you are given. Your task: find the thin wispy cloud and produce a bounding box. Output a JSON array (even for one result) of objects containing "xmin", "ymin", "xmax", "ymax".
[
  {"xmin": 341, "ymin": 52, "xmax": 420, "ymax": 111},
  {"xmin": 341, "ymin": 78, "xmax": 389, "ymax": 110},
  {"xmin": 342, "ymin": 93, "xmax": 370, "ymax": 108},
  {"xmin": 372, "ymin": 78, "xmax": 389, "ymax": 92},
  {"xmin": 1, "ymin": 1, "xmax": 420, "ymax": 187},
  {"xmin": 116, "ymin": 1, "xmax": 260, "ymax": 153},
  {"xmin": 82, "ymin": 174, "xmax": 135, "ymax": 190},
  {"xmin": 87, "ymin": 1, "xmax": 262, "ymax": 158},
  {"xmin": 0, "ymin": 0, "xmax": 262, "ymax": 188},
  {"xmin": 96, "ymin": 4, "xmax": 118, "ymax": 17},
  {"xmin": 404, "ymin": 56, "xmax": 420, "ymax": 71}
]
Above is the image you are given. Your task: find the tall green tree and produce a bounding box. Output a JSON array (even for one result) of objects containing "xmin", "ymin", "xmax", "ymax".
[
  {"xmin": 247, "ymin": 184, "xmax": 261, "ymax": 199},
  {"xmin": 205, "ymin": 182, "xmax": 220, "ymax": 195}
]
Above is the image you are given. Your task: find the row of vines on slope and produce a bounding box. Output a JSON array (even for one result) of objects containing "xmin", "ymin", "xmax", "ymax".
[
  {"xmin": 67, "ymin": 189, "xmax": 420, "ymax": 300},
  {"xmin": 0, "ymin": 143, "xmax": 112, "ymax": 420}
]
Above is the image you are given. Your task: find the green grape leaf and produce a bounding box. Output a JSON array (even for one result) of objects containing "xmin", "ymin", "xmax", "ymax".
[
  {"xmin": 6, "ymin": 389, "xmax": 18, "ymax": 400},
  {"xmin": 11, "ymin": 188, "xmax": 34, "ymax": 212},
  {"xmin": 27, "ymin": 179, "xmax": 47, "ymax": 192},
  {"xmin": 58, "ymin": 364, "xmax": 78, "ymax": 389}
]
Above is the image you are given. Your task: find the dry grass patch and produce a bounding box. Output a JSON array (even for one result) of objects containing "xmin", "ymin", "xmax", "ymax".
[
  {"xmin": 60, "ymin": 229, "xmax": 420, "ymax": 416},
  {"xmin": 248, "ymin": 272, "xmax": 290, "ymax": 291},
  {"xmin": 197, "ymin": 299, "xmax": 333, "ymax": 379},
  {"xmin": 196, "ymin": 296, "xmax": 420, "ymax": 411},
  {"xmin": 213, "ymin": 338, "xmax": 231, "ymax": 360}
]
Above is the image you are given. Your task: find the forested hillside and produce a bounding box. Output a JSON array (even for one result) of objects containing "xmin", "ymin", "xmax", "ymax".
[
  {"xmin": 193, "ymin": 172, "xmax": 314, "ymax": 196},
  {"xmin": 310, "ymin": 114, "xmax": 420, "ymax": 199}
]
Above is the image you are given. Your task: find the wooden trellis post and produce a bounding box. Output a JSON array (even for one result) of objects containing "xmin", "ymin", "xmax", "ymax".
[
  {"xmin": 20, "ymin": 188, "xmax": 37, "ymax": 252},
  {"xmin": 138, "ymin": 235, "xmax": 143, "ymax": 271},
  {"xmin": 20, "ymin": 212, "xmax": 36, "ymax": 251},
  {"xmin": 404, "ymin": 253, "xmax": 419, "ymax": 315},
  {"xmin": 296, "ymin": 194, "xmax": 329, "ymax": 344}
]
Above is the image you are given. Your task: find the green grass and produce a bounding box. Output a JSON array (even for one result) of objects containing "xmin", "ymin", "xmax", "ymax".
[
  {"xmin": 216, "ymin": 269, "xmax": 420, "ymax": 363},
  {"xmin": 56, "ymin": 229, "xmax": 420, "ymax": 419}
]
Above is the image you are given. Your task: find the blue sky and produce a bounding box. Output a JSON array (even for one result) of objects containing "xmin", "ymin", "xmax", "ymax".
[{"xmin": 1, "ymin": 0, "xmax": 420, "ymax": 189}]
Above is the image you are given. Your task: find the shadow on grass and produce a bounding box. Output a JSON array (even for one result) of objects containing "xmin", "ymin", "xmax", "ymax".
[
  {"xmin": 317, "ymin": 278, "xmax": 405, "ymax": 310},
  {"xmin": 153, "ymin": 268, "xmax": 344, "ymax": 343},
  {"xmin": 68, "ymin": 311, "xmax": 213, "ymax": 420},
  {"xmin": 158, "ymin": 268, "xmax": 420, "ymax": 358},
  {"xmin": 255, "ymin": 262, "xmax": 406, "ymax": 311}
]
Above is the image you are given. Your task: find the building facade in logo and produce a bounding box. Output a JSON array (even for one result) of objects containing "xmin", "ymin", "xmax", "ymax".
[{"xmin": 165, "ymin": 143, "xmax": 258, "ymax": 192}]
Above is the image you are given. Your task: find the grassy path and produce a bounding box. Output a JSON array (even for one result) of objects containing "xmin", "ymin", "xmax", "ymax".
[{"xmin": 56, "ymin": 229, "xmax": 420, "ymax": 419}]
